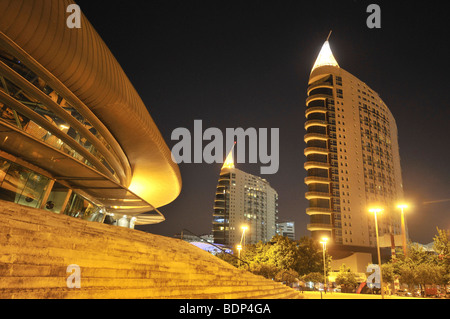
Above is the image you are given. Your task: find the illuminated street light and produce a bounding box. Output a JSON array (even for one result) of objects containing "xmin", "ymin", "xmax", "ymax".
[
  {"xmin": 236, "ymin": 244, "xmax": 242, "ymax": 267},
  {"xmin": 369, "ymin": 207, "xmax": 385, "ymax": 299},
  {"xmin": 397, "ymin": 204, "xmax": 409, "ymax": 257},
  {"xmin": 240, "ymin": 225, "xmax": 248, "ymax": 247},
  {"xmin": 319, "ymin": 237, "xmax": 329, "ymax": 294}
]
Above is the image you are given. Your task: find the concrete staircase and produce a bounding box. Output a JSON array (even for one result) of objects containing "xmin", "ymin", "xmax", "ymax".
[{"xmin": 0, "ymin": 200, "xmax": 303, "ymax": 299}]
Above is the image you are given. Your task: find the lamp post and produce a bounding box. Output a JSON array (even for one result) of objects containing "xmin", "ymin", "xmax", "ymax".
[
  {"xmin": 369, "ymin": 207, "xmax": 385, "ymax": 299},
  {"xmin": 397, "ymin": 204, "xmax": 408, "ymax": 258},
  {"xmin": 240, "ymin": 225, "xmax": 248, "ymax": 247},
  {"xmin": 320, "ymin": 237, "xmax": 329, "ymax": 294},
  {"xmin": 236, "ymin": 244, "xmax": 242, "ymax": 267}
]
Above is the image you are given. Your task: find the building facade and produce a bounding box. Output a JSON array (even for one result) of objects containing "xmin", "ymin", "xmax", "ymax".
[
  {"xmin": 0, "ymin": 0, "xmax": 181, "ymax": 228},
  {"xmin": 212, "ymin": 150, "xmax": 278, "ymax": 246},
  {"xmin": 276, "ymin": 221, "xmax": 295, "ymax": 241},
  {"xmin": 304, "ymin": 39, "xmax": 404, "ymax": 247}
]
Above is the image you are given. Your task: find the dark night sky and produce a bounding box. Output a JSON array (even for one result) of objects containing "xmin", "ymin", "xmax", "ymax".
[{"xmin": 75, "ymin": 0, "xmax": 449, "ymax": 244}]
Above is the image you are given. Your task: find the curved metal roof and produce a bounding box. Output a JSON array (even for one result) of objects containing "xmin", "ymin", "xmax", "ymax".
[{"xmin": 0, "ymin": 0, "xmax": 181, "ymax": 215}]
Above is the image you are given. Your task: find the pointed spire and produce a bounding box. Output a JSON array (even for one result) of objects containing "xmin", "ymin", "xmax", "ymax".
[
  {"xmin": 311, "ymin": 31, "xmax": 339, "ymax": 73},
  {"xmin": 222, "ymin": 142, "xmax": 236, "ymax": 170}
]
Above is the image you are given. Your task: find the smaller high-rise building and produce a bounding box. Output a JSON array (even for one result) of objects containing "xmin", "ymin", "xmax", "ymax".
[
  {"xmin": 277, "ymin": 221, "xmax": 295, "ymax": 241},
  {"xmin": 212, "ymin": 149, "xmax": 278, "ymax": 246}
]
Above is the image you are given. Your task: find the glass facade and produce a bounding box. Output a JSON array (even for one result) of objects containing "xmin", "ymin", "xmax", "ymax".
[
  {"xmin": 0, "ymin": 158, "xmax": 50, "ymax": 208},
  {"xmin": 0, "ymin": 44, "xmax": 140, "ymax": 229},
  {"xmin": 0, "ymin": 155, "xmax": 136, "ymax": 229},
  {"xmin": 44, "ymin": 182, "xmax": 70, "ymax": 214},
  {"xmin": 64, "ymin": 192, "xmax": 104, "ymax": 222},
  {"xmin": 0, "ymin": 46, "xmax": 123, "ymax": 183}
]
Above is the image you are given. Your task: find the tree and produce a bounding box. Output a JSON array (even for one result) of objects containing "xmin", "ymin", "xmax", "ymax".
[
  {"xmin": 249, "ymin": 262, "xmax": 279, "ymax": 280},
  {"xmin": 383, "ymin": 228, "xmax": 450, "ymax": 295},
  {"xmin": 433, "ymin": 227, "xmax": 450, "ymax": 257},
  {"xmin": 275, "ymin": 269, "xmax": 300, "ymax": 286},
  {"xmin": 433, "ymin": 227, "xmax": 450, "ymax": 289},
  {"xmin": 243, "ymin": 235, "xmax": 298, "ymax": 272},
  {"xmin": 295, "ymin": 236, "xmax": 326, "ymax": 276},
  {"xmin": 335, "ymin": 264, "xmax": 359, "ymax": 293},
  {"xmin": 381, "ymin": 262, "xmax": 396, "ymax": 283},
  {"xmin": 397, "ymin": 260, "xmax": 417, "ymax": 290},
  {"xmin": 264, "ymin": 235, "xmax": 299, "ymax": 270},
  {"xmin": 216, "ymin": 235, "xmax": 331, "ymax": 285},
  {"xmin": 301, "ymin": 272, "xmax": 323, "ymax": 284}
]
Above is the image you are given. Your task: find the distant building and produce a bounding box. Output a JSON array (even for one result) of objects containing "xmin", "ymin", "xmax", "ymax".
[
  {"xmin": 304, "ymin": 38, "xmax": 405, "ymax": 248},
  {"xmin": 277, "ymin": 221, "xmax": 295, "ymax": 241},
  {"xmin": 212, "ymin": 148, "xmax": 278, "ymax": 246}
]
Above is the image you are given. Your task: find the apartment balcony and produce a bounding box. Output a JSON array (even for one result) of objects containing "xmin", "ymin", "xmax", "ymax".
[
  {"xmin": 304, "ymin": 161, "xmax": 330, "ymax": 170},
  {"xmin": 307, "ymin": 82, "xmax": 333, "ymax": 96},
  {"xmin": 213, "ymin": 202, "xmax": 226, "ymax": 209},
  {"xmin": 305, "ymin": 191, "xmax": 331, "ymax": 200},
  {"xmin": 305, "ymin": 106, "xmax": 327, "ymax": 118},
  {"xmin": 307, "ymin": 223, "xmax": 333, "ymax": 232},
  {"xmin": 304, "ymin": 176, "xmax": 331, "ymax": 185},
  {"xmin": 306, "ymin": 207, "xmax": 332, "ymax": 215},
  {"xmin": 304, "ymin": 133, "xmax": 329, "ymax": 143},
  {"xmin": 304, "ymin": 147, "xmax": 329, "ymax": 156},
  {"xmin": 304, "ymin": 120, "xmax": 328, "ymax": 130},
  {"xmin": 306, "ymin": 94, "xmax": 333, "ymax": 106}
]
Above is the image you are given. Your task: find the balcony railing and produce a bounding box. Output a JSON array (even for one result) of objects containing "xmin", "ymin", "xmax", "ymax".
[
  {"xmin": 304, "ymin": 120, "xmax": 328, "ymax": 130},
  {"xmin": 304, "ymin": 147, "xmax": 329, "ymax": 156},
  {"xmin": 304, "ymin": 133, "xmax": 329, "ymax": 142},
  {"xmin": 305, "ymin": 191, "xmax": 332, "ymax": 200},
  {"xmin": 307, "ymin": 223, "xmax": 333, "ymax": 231},
  {"xmin": 306, "ymin": 94, "xmax": 333, "ymax": 105},
  {"xmin": 304, "ymin": 161, "xmax": 330, "ymax": 170},
  {"xmin": 304, "ymin": 176, "xmax": 331, "ymax": 184},
  {"xmin": 307, "ymin": 82, "xmax": 333, "ymax": 96},
  {"xmin": 306, "ymin": 207, "xmax": 332, "ymax": 215},
  {"xmin": 305, "ymin": 107, "xmax": 328, "ymax": 118}
]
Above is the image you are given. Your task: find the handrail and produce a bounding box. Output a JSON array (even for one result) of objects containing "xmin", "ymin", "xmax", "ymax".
[{"xmin": 181, "ymin": 228, "xmax": 250, "ymax": 269}]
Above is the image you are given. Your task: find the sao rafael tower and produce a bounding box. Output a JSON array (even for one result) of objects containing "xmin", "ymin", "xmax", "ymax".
[{"xmin": 304, "ymin": 36, "xmax": 405, "ymax": 248}]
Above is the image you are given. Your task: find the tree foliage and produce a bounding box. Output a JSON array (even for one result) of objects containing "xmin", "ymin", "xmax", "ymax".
[
  {"xmin": 335, "ymin": 264, "xmax": 359, "ymax": 292},
  {"xmin": 383, "ymin": 227, "xmax": 450, "ymax": 294},
  {"xmin": 216, "ymin": 235, "xmax": 329, "ymax": 283}
]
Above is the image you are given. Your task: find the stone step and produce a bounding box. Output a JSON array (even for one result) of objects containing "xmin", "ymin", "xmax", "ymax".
[
  {"xmin": 0, "ymin": 250, "xmax": 252, "ymax": 284},
  {"xmin": 0, "ymin": 200, "xmax": 303, "ymax": 299},
  {"xmin": 0, "ymin": 286, "xmax": 301, "ymax": 299},
  {"xmin": 0, "ymin": 275, "xmax": 286, "ymax": 290},
  {"xmin": 1, "ymin": 224, "xmax": 234, "ymax": 269}
]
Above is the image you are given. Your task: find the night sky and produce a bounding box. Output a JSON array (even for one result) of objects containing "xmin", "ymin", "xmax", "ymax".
[{"xmin": 75, "ymin": 0, "xmax": 449, "ymax": 244}]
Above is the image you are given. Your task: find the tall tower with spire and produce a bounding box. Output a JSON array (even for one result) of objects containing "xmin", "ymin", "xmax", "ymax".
[
  {"xmin": 212, "ymin": 147, "xmax": 278, "ymax": 246},
  {"xmin": 304, "ymin": 36, "xmax": 405, "ymax": 248}
]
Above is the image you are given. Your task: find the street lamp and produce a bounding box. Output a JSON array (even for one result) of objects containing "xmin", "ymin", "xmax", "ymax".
[
  {"xmin": 320, "ymin": 237, "xmax": 329, "ymax": 294},
  {"xmin": 369, "ymin": 207, "xmax": 385, "ymax": 299},
  {"xmin": 397, "ymin": 204, "xmax": 409, "ymax": 258},
  {"xmin": 236, "ymin": 244, "xmax": 242, "ymax": 267},
  {"xmin": 240, "ymin": 225, "xmax": 248, "ymax": 247}
]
